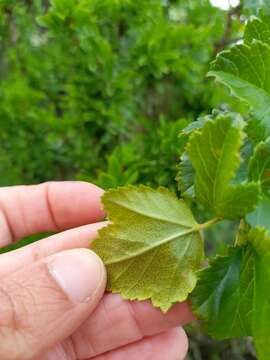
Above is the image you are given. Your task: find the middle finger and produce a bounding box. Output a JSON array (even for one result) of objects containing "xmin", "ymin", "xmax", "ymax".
[{"xmin": 70, "ymin": 293, "xmax": 193, "ymax": 359}]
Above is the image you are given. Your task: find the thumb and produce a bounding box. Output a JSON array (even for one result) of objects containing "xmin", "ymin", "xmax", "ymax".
[{"xmin": 0, "ymin": 248, "xmax": 106, "ymax": 360}]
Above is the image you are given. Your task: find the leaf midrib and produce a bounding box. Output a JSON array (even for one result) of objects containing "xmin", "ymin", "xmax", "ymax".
[
  {"xmin": 105, "ymin": 225, "xmax": 200, "ymax": 265},
  {"xmin": 213, "ymin": 123, "xmax": 233, "ymax": 204}
]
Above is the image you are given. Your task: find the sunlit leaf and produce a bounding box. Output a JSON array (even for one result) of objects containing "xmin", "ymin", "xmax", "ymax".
[
  {"xmin": 92, "ymin": 185, "xmax": 204, "ymax": 311},
  {"xmin": 186, "ymin": 114, "xmax": 259, "ymax": 218},
  {"xmin": 248, "ymin": 137, "xmax": 270, "ymax": 196}
]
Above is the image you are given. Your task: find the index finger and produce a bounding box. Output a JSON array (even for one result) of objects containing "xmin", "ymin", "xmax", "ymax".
[{"xmin": 0, "ymin": 181, "xmax": 105, "ymax": 246}]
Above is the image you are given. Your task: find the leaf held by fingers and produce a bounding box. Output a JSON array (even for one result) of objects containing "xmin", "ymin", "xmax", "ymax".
[{"xmin": 92, "ymin": 186, "xmax": 204, "ymax": 312}]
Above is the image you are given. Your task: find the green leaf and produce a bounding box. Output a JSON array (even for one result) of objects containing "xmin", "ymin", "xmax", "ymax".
[
  {"xmin": 179, "ymin": 110, "xmax": 233, "ymax": 140},
  {"xmin": 234, "ymin": 138, "xmax": 254, "ymax": 183},
  {"xmin": 246, "ymin": 197, "xmax": 270, "ymax": 235},
  {"xmin": 176, "ymin": 111, "xmax": 229, "ymax": 198},
  {"xmin": 176, "ymin": 153, "xmax": 195, "ymax": 198},
  {"xmin": 248, "ymin": 228, "xmax": 270, "ymax": 360},
  {"xmin": 186, "ymin": 114, "xmax": 259, "ymax": 218},
  {"xmin": 243, "ymin": 1, "xmax": 270, "ymax": 16},
  {"xmin": 248, "ymin": 137, "xmax": 270, "ymax": 196},
  {"xmin": 191, "ymin": 246, "xmax": 254, "ymax": 339},
  {"xmin": 180, "ymin": 116, "xmax": 210, "ymax": 136},
  {"xmin": 246, "ymin": 137, "xmax": 270, "ymax": 234},
  {"xmin": 92, "ymin": 185, "xmax": 204, "ymax": 311},
  {"xmin": 192, "ymin": 227, "xmax": 270, "ymax": 360},
  {"xmin": 209, "ymin": 33, "xmax": 270, "ymax": 140},
  {"xmin": 244, "ymin": 15, "xmax": 270, "ymax": 45}
]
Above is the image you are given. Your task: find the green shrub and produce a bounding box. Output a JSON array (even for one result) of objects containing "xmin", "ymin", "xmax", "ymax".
[
  {"xmin": 0, "ymin": 1, "xmax": 260, "ymax": 359},
  {"xmin": 0, "ymin": 0, "xmax": 241, "ymax": 188}
]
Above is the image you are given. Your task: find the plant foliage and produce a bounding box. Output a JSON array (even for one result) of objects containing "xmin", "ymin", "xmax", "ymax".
[
  {"xmin": 1, "ymin": 1, "xmax": 269, "ymax": 358},
  {"xmin": 0, "ymin": 0, "xmax": 230, "ymax": 189},
  {"xmin": 92, "ymin": 9, "xmax": 270, "ymax": 360}
]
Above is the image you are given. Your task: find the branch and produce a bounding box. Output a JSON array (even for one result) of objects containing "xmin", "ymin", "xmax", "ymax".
[{"xmin": 213, "ymin": 4, "xmax": 242, "ymax": 57}]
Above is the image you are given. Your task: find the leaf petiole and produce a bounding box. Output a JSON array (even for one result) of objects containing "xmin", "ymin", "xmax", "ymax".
[{"xmin": 196, "ymin": 217, "xmax": 221, "ymax": 231}]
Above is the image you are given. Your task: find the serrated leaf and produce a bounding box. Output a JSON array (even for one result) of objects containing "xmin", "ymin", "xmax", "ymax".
[
  {"xmin": 177, "ymin": 112, "xmax": 228, "ymax": 197},
  {"xmin": 234, "ymin": 138, "xmax": 254, "ymax": 183},
  {"xmin": 247, "ymin": 137, "xmax": 270, "ymax": 234},
  {"xmin": 191, "ymin": 246, "xmax": 254, "ymax": 339},
  {"xmin": 186, "ymin": 114, "xmax": 259, "ymax": 218},
  {"xmin": 246, "ymin": 197, "xmax": 270, "ymax": 235},
  {"xmin": 92, "ymin": 185, "xmax": 204, "ymax": 311},
  {"xmin": 246, "ymin": 118, "xmax": 269, "ymax": 145},
  {"xmin": 248, "ymin": 227, "xmax": 270, "ymax": 360},
  {"xmin": 176, "ymin": 114, "xmax": 213, "ymax": 198},
  {"xmin": 244, "ymin": 15, "xmax": 270, "ymax": 45},
  {"xmin": 192, "ymin": 227, "xmax": 270, "ymax": 360},
  {"xmin": 177, "ymin": 113, "xmax": 252, "ymax": 197},
  {"xmin": 248, "ymin": 137, "xmax": 270, "ymax": 196},
  {"xmin": 180, "ymin": 116, "xmax": 210, "ymax": 136},
  {"xmin": 209, "ymin": 24, "xmax": 270, "ymax": 140},
  {"xmin": 176, "ymin": 153, "xmax": 195, "ymax": 198}
]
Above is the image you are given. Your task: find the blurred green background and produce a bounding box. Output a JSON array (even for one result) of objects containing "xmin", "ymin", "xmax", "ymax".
[{"xmin": 0, "ymin": 0, "xmax": 259, "ymax": 358}]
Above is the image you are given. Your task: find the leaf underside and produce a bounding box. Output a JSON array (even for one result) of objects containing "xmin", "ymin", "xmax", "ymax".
[{"xmin": 92, "ymin": 185, "xmax": 204, "ymax": 311}]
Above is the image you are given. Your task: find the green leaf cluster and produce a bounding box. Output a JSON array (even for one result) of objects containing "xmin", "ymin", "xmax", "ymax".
[
  {"xmin": 192, "ymin": 228, "xmax": 270, "ymax": 360},
  {"xmin": 92, "ymin": 9, "xmax": 270, "ymax": 360},
  {"xmin": 2, "ymin": 1, "xmax": 270, "ymax": 359},
  {"xmin": 209, "ymin": 9, "xmax": 270, "ymax": 142}
]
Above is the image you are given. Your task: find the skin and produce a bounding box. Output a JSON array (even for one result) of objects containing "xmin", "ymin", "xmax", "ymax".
[{"xmin": 0, "ymin": 181, "xmax": 194, "ymax": 360}]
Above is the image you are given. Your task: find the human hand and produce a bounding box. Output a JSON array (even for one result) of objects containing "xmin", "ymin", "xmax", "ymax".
[{"xmin": 0, "ymin": 181, "xmax": 193, "ymax": 360}]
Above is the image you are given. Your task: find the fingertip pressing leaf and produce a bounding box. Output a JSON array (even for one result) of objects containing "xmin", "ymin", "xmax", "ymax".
[
  {"xmin": 92, "ymin": 185, "xmax": 204, "ymax": 312},
  {"xmin": 186, "ymin": 114, "xmax": 259, "ymax": 218}
]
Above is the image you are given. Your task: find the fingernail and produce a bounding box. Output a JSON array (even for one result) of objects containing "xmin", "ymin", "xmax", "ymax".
[{"xmin": 48, "ymin": 249, "xmax": 105, "ymax": 303}]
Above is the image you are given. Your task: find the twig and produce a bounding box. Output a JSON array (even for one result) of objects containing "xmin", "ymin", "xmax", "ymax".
[{"xmin": 213, "ymin": 4, "xmax": 242, "ymax": 57}]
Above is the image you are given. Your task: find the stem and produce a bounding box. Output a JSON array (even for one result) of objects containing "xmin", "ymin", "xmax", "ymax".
[
  {"xmin": 197, "ymin": 217, "xmax": 220, "ymax": 231},
  {"xmin": 234, "ymin": 218, "xmax": 249, "ymax": 246},
  {"xmin": 104, "ymin": 217, "xmax": 221, "ymax": 265},
  {"xmin": 213, "ymin": 4, "xmax": 242, "ymax": 57}
]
